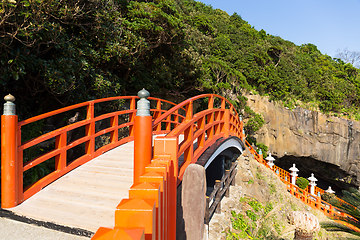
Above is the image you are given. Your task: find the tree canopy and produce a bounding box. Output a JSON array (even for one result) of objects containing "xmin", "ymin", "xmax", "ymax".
[{"xmin": 1, "ymin": 0, "xmax": 360, "ymax": 121}]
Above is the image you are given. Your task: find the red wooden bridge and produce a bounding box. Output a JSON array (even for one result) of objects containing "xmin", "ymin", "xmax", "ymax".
[{"xmin": 1, "ymin": 91, "xmax": 358, "ymax": 239}]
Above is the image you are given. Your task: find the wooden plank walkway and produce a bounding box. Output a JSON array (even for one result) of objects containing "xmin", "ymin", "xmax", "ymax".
[{"xmin": 9, "ymin": 141, "xmax": 134, "ymax": 233}]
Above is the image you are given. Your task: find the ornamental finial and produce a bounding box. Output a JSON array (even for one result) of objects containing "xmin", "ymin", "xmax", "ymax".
[
  {"xmin": 4, "ymin": 94, "xmax": 15, "ymax": 103},
  {"xmin": 3, "ymin": 93, "xmax": 16, "ymax": 115},
  {"xmin": 138, "ymin": 88, "xmax": 150, "ymax": 99},
  {"xmin": 136, "ymin": 89, "xmax": 150, "ymax": 116}
]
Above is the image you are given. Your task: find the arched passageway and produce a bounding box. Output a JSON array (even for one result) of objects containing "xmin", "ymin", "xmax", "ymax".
[{"xmin": 194, "ymin": 137, "xmax": 244, "ymax": 193}]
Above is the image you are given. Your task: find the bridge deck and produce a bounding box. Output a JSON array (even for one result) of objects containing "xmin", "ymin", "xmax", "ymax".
[{"xmin": 9, "ymin": 141, "xmax": 134, "ymax": 232}]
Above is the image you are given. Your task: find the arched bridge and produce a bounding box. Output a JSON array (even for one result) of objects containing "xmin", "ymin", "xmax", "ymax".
[{"xmin": 1, "ymin": 91, "xmax": 245, "ymax": 239}]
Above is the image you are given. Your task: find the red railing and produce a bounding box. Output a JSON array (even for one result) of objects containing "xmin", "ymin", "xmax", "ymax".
[
  {"xmin": 244, "ymin": 140, "xmax": 266, "ymax": 165},
  {"xmin": 1, "ymin": 96, "xmax": 183, "ymax": 208},
  {"xmin": 5, "ymin": 91, "xmax": 357, "ymax": 239},
  {"xmin": 92, "ymin": 94, "xmax": 245, "ymax": 240},
  {"xmin": 286, "ymin": 183, "xmax": 357, "ymax": 222},
  {"xmin": 244, "ymin": 140, "xmax": 359, "ymax": 226},
  {"xmin": 153, "ymin": 94, "xmax": 244, "ymax": 182},
  {"xmin": 273, "ymin": 165, "xmax": 291, "ymax": 182}
]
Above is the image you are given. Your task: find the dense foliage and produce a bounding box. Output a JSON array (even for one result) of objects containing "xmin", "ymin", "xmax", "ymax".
[
  {"xmin": 3, "ymin": 0, "xmax": 360, "ymax": 218},
  {"xmin": 296, "ymin": 177, "xmax": 309, "ymax": 190},
  {"xmin": 1, "ymin": 0, "xmax": 360, "ymax": 121},
  {"xmin": 228, "ymin": 197, "xmax": 275, "ymax": 239}
]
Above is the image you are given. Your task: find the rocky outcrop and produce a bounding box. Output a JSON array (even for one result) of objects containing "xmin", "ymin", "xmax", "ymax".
[
  {"xmin": 246, "ymin": 94, "xmax": 360, "ymax": 187},
  {"xmin": 288, "ymin": 211, "xmax": 320, "ymax": 240},
  {"xmin": 206, "ymin": 151, "xmax": 357, "ymax": 240}
]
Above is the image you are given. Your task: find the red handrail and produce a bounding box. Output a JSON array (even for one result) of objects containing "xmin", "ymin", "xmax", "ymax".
[
  {"xmin": 94, "ymin": 94, "xmax": 245, "ymax": 240},
  {"xmin": 154, "ymin": 94, "xmax": 243, "ymax": 182},
  {"xmin": 244, "ymin": 140, "xmax": 359, "ymax": 226},
  {"xmin": 93, "ymin": 94, "xmax": 358, "ymax": 239},
  {"xmin": 2, "ymin": 96, "xmax": 181, "ymax": 206}
]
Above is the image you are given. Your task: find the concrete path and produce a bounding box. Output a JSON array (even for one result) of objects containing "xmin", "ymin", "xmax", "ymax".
[{"xmin": 0, "ymin": 217, "xmax": 90, "ymax": 240}]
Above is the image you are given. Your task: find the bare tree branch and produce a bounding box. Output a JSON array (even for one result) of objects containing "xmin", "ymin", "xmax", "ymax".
[{"xmin": 336, "ymin": 48, "xmax": 360, "ymax": 68}]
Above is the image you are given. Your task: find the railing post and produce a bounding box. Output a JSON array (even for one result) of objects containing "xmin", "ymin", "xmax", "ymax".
[
  {"xmin": 154, "ymin": 99, "xmax": 162, "ymax": 132},
  {"xmin": 205, "ymin": 196, "xmax": 210, "ymax": 225},
  {"xmin": 55, "ymin": 133, "xmax": 67, "ymax": 171},
  {"xmin": 129, "ymin": 97, "xmax": 136, "ymax": 137},
  {"xmin": 230, "ymin": 162, "xmax": 236, "ymax": 186},
  {"xmin": 225, "ymin": 170, "xmax": 230, "ymax": 197},
  {"xmin": 316, "ymin": 196, "xmax": 322, "ymax": 210},
  {"xmin": 85, "ymin": 102, "xmax": 95, "ymax": 155},
  {"xmin": 215, "ymin": 180, "xmax": 221, "ymax": 214},
  {"xmin": 1, "ymin": 94, "xmax": 20, "ymax": 208},
  {"xmin": 134, "ymin": 89, "xmax": 153, "ymax": 184},
  {"xmin": 186, "ymin": 101, "xmax": 193, "ymax": 120},
  {"xmin": 223, "ymin": 109, "xmax": 230, "ymax": 138},
  {"xmin": 258, "ymin": 149, "xmax": 263, "ymax": 163},
  {"xmin": 153, "ymin": 136, "xmax": 178, "ymax": 240},
  {"xmin": 110, "ymin": 114, "xmax": 118, "ymax": 143},
  {"xmin": 208, "ymin": 95, "xmax": 214, "ymax": 109}
]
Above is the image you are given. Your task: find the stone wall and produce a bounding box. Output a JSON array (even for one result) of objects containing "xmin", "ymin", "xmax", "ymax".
[{"xmin": 246, "ymin": 93, "xmax": 360, "ymax": 187}]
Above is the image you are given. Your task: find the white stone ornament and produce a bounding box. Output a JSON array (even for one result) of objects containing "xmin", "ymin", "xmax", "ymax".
[
  {"xmin": 289, "ymin": 164, "xmax": 299, "ymax": 185},
  {"xmin": 265, "ymin": 153, "xmax": 275, "ymax": 169},
  {"xmin": 308, "ymin": 173, "xmax": 318, "ymax": 195}
]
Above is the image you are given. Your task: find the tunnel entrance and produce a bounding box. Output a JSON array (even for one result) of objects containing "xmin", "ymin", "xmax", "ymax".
[
  {"xmin": 204, "ymin": 150, "xmax": 240, "ymax": 196},
  {"xmin": 274, "ymin": 155, "xmax": 357, "ymax": 196},
  {"xmin": 206, "ymin": 155, "xmax": 225, "ymax": 189}
]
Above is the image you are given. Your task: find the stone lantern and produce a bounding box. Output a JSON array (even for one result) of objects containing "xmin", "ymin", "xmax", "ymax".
[
  {"xmin": 308, "ymin": 173, "xmax": 318, "ymax": 195},
  {"xmin": 325, "ymin": 186, "xmax": 335, "ymax": 194},
  {"xmin": 289, "ymin": 164, "xmax": 299, "ymax": 186},
  {"xmin": 265, "ymin": 153, "xmax": 275, "ymax": 169}
]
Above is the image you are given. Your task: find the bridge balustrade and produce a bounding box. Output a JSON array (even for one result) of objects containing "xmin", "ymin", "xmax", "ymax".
[
  {"xmin": 244, "ymin": 139, "xmax": 359, "ymax": 227},
  {"xmin": 152, "ymin": 94, "xmax": 244, "ymax": 182},
  {"xmin": 93, "ymin": 94, "xmax": 244, "ymax": 240},
  {"xmin": 273, "ymin": 165, "xmax": 291, "ymax": 183},
  {"xmin": 244, "ymin": 140, "xmax": 266, "ymax": 165},
  {"xmin": 3, "ymin": 91, "xmax": 358, "ymax": 239},
  {"xmin": 1, "ymin": 95, "xmax": 183, "ymax": 208}
]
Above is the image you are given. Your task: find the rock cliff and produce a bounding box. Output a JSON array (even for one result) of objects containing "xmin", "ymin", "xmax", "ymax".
[{"xmin": 246, "ymin": 94, "xmax": 360, "ymax": 188}]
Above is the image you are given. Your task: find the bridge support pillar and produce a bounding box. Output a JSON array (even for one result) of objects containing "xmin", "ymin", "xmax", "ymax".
[
  {"xmin": 1, "ymin": 94, "xmax": 21, "ymax": 208},
  {"xmin": 180, "ymin": 164, "xmax": 206, "ymax": 240},
  {"xmin": 134, "ymin": 89, "xmax": 152, "ymax": 184}
]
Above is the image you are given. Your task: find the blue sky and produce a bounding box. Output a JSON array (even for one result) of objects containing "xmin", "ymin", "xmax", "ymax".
[{"xmin": 199, "ymin": 0, "xmax": 360, "ymax": 57}]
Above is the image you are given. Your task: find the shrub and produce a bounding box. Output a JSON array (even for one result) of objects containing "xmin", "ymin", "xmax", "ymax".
[
  {"xmin": 296, "ymin": 177, "xmax": 309, "ymax": 190},
  {"xmin": 256, "ymin": 142, "xmax": 268, "ymax": 158},
  {"xmin": 321, "ymin": 192, "xmax": 337, "ymax": 203}
]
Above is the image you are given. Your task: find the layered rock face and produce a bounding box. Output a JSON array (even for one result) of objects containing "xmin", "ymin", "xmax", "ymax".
[{"xmin": 246, "ymin": 94, "xmax": 360, "ymax": 187}]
